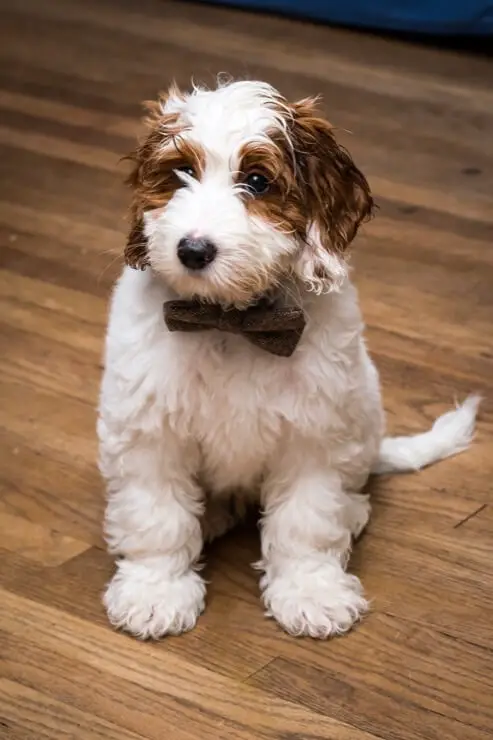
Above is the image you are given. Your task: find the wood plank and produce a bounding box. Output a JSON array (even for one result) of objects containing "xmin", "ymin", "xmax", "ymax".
[
  {"xmin": 0, "ymin": 89, "xmax": 138, "ymax": 138},
  {"xmin": 247, "ymin": 613, "xmax": 493, "ymax": 740},
  {"xmin": 0, "ymin": 429, "xmax": 103, "ymax": 547},
  {"xmin": 0, "ymin": 507, "xmax": 89, "ymax": 566},
  {"xmin": 11, "ymin": 0, "xmax": 493, "ymax": 115},
  {"xmin": 2, "ymin": 635, "xmax": 197, "ymax": 740},
  {"xmin": 0, "ymin": 588, "xmax": 379, "ymax": 740},
  {"xmin": 0, "ymin": 680, "xmax": 148, "ymax": 740}
]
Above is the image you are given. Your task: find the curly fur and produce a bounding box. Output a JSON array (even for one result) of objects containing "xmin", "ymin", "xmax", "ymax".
[{"xmin": 99, "ymin": 79, "xmax": 479, "ymax": 640}]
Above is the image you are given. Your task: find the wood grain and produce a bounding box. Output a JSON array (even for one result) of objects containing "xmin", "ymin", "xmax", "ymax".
[{"xmin": 0, "ymin": 0, "xmax": 492, "ymax": 738}]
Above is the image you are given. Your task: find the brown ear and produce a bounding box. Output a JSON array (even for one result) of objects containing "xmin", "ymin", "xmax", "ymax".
[
  {"xmin": 290, "ymin": 98, "xmax": 374, "ymax": 255},
  {"xmin": 124, "ymin": 216, "xmax": 149, "ymax": 270},
  {"xmin": 123, "ymin": 86, "xmax": 184, "ymax": 270}
]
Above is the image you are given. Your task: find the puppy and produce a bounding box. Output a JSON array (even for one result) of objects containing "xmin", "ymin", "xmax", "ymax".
[{"xmin": 98, "ymin": 79, "xmax": 479, "ymax": 639}]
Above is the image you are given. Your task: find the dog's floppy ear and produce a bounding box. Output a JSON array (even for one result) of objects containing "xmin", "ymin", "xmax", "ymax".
[
  {"xmin": 123, "ymin": 85, "xmax": 184, "ymax": 270},
  {"xmin": 124, "ymin": 216, "xmax": 149, "ymax": 270},
  {"xmin": 290, "ymin": 97, "xmax": 374, "ymax": 292}
]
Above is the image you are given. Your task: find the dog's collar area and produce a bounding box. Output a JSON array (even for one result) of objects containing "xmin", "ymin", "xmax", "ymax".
[{"xmin": 163, "ymin": 298, "xmax": 306, "ymax": 357}]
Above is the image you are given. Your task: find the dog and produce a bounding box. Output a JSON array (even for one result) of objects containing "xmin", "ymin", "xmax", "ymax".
[{"xmin": 98, "ymin": 79, "xmax": 479, "ymax": 640}]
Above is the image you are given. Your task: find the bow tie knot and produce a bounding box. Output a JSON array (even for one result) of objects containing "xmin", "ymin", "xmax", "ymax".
[
  {"xmin": 216, "ymin": 308, "xmax": 244, "ymax": 333},
  {"xmin": 163, "ymin": 299, "xmax": 305, "ymax": 357}
]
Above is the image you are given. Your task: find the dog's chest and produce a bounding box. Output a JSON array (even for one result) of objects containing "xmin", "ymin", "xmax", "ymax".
[{"xmin": 167, "ymin": 334, "xmax": 291, "ymax": 491}]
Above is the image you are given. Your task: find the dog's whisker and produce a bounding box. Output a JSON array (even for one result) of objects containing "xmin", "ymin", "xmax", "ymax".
[{"xmin": 97, "ymin": 253, "xmax": 124, "ymax": 284}]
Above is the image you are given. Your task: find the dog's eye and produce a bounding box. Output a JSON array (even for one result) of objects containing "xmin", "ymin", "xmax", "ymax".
[
  {"xmin": 244, "ymin": 172, "xmax": 270, "ymax": 196},
  {"xmin": 176, "ymin": 165, "xmax": 195, "ymax": 179}
]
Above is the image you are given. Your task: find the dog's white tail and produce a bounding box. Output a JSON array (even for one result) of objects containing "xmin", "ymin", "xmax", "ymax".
[{"xmin": 372, "ymin": 395, "xmax": 481, "ymax": 475}]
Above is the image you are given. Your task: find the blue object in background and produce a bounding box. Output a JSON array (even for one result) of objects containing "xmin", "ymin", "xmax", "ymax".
[{"xmin": 203, "ymin": 0, "xmax": 493, "ymax": 35}]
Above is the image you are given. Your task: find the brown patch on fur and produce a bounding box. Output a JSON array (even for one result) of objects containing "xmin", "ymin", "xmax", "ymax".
[
  {"xmin": 125, "ymin": 218, "xmax": 149, "ymax": 271},
  {"xmin": 238, "ymin": 98, "xmax": 373, "ymax": 282},
  {"xmin": 124, "ymin": 91, "xmax": 204, "ymax": 269},
  {"xmin": 238, "ymin": 133, "xmax": 307, "ymax": 241},
  {"xmin": 289, "ymin": 97, "xmax": 374, "ymax": 254}
]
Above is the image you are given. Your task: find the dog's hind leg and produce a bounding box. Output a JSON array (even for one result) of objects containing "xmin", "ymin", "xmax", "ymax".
[
  {"xmin": 202, "ymin": 494, "xmax": 247, "ymax": 543},
  {"xmin": 345, "ymin": 492, "xmax": 371, "ymax": 540}
]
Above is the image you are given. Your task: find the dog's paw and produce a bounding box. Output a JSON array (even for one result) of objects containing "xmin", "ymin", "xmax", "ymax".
[
  {"xmin": 346, "ymin": 493, "xmax": 371, "ymax": 539},
  {"xmin": 261, "ymin": 559, "xmax": 368, "ymax": 638},
  {"xmin": 103, "ymin": 559, "xmax": 205, "ymax": 639}
]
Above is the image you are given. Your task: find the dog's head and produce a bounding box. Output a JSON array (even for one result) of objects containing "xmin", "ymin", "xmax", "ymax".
[{"xmin": 125, "ymin": 79, "xmax": 374, "ymax": 306}]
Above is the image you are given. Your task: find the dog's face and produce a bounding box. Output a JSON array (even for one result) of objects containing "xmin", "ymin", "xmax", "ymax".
[{"xmin": 125, "ymin": 80, "xmax": 373, "ymax": 306}]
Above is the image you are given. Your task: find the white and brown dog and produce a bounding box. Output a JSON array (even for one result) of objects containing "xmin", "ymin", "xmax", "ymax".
[{"xmin": 98, "ymin": 79, "xmax": 479, "ymax": 640}]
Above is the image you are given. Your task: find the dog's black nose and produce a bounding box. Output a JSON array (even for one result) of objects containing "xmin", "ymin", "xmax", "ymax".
[{"xmin": 177, "ymin": 236, "xmax": 217, "ymax": 270}]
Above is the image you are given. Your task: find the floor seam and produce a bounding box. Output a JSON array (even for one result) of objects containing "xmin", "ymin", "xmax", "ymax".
[
  {"xmin": 453, "ymin": 503, "xmax": 487, "ymax": 529},
  {"xmin": 242, "ymin": 656, "xmax": 278, "ymax": 684}
]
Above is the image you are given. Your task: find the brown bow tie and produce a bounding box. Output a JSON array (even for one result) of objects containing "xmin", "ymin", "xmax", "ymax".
[{"xmin": 164, "ymin": 299, "xmax": 306, "ymax": 357}]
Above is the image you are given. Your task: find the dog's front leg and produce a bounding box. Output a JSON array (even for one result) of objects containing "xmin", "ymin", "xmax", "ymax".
[
  {"xmin": 259, "ymin": 450, "xmax": 368, "ymax": 638},
  {"xmin": 100, "ymin": 421, "xmax": 205, "ymax": 639}
]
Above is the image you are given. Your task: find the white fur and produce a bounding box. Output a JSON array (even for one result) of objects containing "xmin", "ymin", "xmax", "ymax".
[
  {"xmin": 372, "ymin": 395, "xmax": 481, "ymax": 474},
  {"xmin": 99, "ymin": 81, "xmax": 479, "ymax": 640}
]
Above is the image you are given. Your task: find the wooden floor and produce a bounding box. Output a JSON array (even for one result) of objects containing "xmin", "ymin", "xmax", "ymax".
[{"xmin": 1, "ymin": 0, "xmax": 492, "ymax": 737}]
